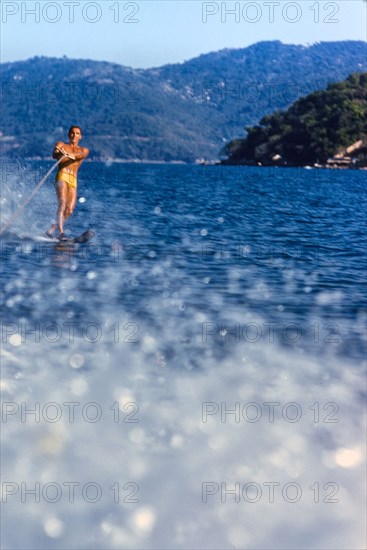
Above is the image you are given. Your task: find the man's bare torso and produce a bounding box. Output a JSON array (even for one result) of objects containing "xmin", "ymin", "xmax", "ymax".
[{"xmin": 55, "ymin": 141, "xmax": 88, "ymax": 176}]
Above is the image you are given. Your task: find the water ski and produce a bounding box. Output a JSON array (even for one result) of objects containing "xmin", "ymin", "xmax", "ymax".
[{"xmin": 53, "ymin": 230, "xmax": 95, "ymax": 245}]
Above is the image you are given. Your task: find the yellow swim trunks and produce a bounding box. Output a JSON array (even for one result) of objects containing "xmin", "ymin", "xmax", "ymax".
[{"xmin": 55, "ymin": 170, "xmax": 77, "ymax": 189}]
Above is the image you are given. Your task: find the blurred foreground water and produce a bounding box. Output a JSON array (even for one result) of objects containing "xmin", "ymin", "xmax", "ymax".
[{"xmin": 1, "ymin": 163, "xmax": 366, "ymax": 549}]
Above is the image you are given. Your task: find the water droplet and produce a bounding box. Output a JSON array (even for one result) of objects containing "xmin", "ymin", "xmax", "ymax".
[
  {"xmin": 70, "ymin": 354, "xmax": 85, "ymax": 369},
  {"xmin": 44, "ymin": 517, "xmax": 64, "ymax": 538},
  {"xmin": 170, "ymin": 434, "xmax": 184, "ymax": 448},
  {"xmin": 142, "ymin": 335, "xmax": 156, "ymax": 352},
  {"xmin": 70, "ymin": 377, "xmax": 88, "ymax": 396},
  {"xmin": 132, "ymin": 507, "xmax": 156, "ymax": 533},
  {"xmin": 9, "ymin": 334, "xmax": 22, "ymax": 347},
  {"xmin": 334, "ymin": 447, "xmax": 363, "ymax": 468}
]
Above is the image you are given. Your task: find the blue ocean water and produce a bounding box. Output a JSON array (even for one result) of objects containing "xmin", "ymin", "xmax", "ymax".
[{"xmin": 1, "ymin": 163, "xmax": 366, "ymax": 549}]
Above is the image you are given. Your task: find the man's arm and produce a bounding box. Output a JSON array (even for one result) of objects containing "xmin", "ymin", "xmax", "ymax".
[
  {"xmin": 73, "ymin": 147, "xmax": 89, "ymax": 161},
  {"xmin": 53, "ymin": 143, "xmax": 89, "ymax": 161},
  {"xmin": 53, "ymin": 142, "xmax": 70, "ymax": 159},
  {"xmin": 52, "ymin": 141, "xmax": 75, "ymax": 160}
]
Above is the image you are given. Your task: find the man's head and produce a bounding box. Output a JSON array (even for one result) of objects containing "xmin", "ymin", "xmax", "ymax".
[{"xmin": 68, "ymin": 126, "xmax": 82, "ymax": 144}]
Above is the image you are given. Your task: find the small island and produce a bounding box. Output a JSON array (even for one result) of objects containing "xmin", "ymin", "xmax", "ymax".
[{"xmin": 222, "ymin": 72, "xmax": 367, "ymax": 169}]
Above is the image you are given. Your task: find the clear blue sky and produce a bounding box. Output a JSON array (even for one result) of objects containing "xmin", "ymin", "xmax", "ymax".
[{"xmin": 1, "ymin": 1, "xmax": 366, "ymax": 67}]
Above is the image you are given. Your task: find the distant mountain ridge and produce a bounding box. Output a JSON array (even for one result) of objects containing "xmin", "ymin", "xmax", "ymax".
[{"xmin": 1, "ymin": 40, "xmax": 366, "ymax": 162}]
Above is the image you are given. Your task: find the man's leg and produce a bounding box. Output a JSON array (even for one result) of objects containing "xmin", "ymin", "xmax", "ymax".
[
  {"xmin": 64, "ymin": 187, "xmax": 77, "ymax": 222},
  {"xmin": 46, "ymin": 180, "xmax": 67, "ymax": 237},
  {"xmin": 46, "ymin": 182, "xmax": 76, "ymax": 238},
  {"xmin": 55, "ymin": 180, "xmax": 68, "ymax": 235}
]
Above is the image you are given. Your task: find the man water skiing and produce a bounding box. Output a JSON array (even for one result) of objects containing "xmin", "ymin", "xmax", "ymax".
[{"xmin": 46, "ymin": 126, "xmax": 89, "ymax": 240}]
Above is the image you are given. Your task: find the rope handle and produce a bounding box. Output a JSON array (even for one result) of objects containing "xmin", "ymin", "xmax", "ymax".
[{"xmin": 55, "ymin": 145, "xmax": 75, "ymax": 160}]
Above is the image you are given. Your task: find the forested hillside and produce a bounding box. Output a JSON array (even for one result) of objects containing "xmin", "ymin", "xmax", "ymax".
[
  {"xmin": 223, "ymin": 72, "xmax": 367, "ymax": 166},
  {"xmin": 1, "ymin": 41, "xmax": 366, "ymax": 161}
]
